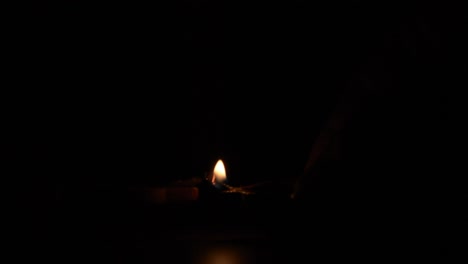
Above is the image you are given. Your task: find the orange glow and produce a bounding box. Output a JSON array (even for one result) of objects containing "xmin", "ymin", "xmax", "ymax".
[
  {"xmin": 195, "ymin": 247, "xmax": 246, "ymax": 264},
  {"xmin": 212, "ymin": 159, "xmax": 227, "ymax": 184},
  {"xmin": 203, "ymin": 248, "xmax": 241, "ymax": 264}
]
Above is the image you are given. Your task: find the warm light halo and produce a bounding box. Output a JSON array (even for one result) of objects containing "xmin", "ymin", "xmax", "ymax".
[{"xmin": 212, "ymin": 159, "xmax": 227, "ymax": 184}]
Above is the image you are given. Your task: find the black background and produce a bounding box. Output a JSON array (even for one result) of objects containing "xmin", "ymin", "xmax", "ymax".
[
  {"xmin": 7, "ymin": 1, "xmax": 462, "ymax": 184},
  {"xmin": 2, "ymin": 1, "xmax": 465, "ymax": 261}
]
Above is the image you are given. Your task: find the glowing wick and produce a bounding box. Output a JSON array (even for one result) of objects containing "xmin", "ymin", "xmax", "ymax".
[{"xmin": 212, "ymin": 159, "xmax": 227, "ymax": 184}]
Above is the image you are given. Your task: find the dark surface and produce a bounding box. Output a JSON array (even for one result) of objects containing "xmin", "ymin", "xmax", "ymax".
[{"xmin": 50, "ymin": 186, "xmax": 449, "ymax": 263}]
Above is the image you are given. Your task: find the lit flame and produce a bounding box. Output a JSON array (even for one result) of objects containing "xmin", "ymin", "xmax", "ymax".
[{"xmin": 212, "ymin": 159, "xmax": 227, "ymax": 184}]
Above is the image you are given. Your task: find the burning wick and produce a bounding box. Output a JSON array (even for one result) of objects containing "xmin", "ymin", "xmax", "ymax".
[
  {"xmin": 212, "ymin": 159, "xmax": 227, "ymax": 185},
  {"xmin": 210, "ymin": 159, "xmax": 262, "ymax": 195}
]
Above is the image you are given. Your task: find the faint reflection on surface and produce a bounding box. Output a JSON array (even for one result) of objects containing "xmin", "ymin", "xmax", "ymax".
[{"xmin": 194, "ymin": 245, "xmax": 251, "ymax": 264}]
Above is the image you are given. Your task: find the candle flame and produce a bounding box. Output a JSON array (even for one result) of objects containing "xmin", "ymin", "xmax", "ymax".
[{"xmin": 212, "ymin": 159, "xmax": 227, "ymax": 184}]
